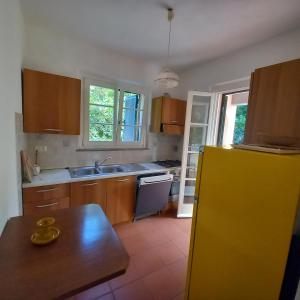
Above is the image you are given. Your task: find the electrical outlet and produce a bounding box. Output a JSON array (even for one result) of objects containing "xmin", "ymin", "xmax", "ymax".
[{"xmin": 34, "ymin": 145, "xmax": 47, "ymax": 152}]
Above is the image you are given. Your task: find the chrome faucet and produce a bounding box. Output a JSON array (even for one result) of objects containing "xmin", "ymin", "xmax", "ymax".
[{"xmin": 95, "ymin": 156, "xmax": 112, "ymax": 169}]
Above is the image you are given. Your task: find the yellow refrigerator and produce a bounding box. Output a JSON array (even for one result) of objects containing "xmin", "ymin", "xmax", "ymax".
[{"xmin": 186, "ymin": 146, "xmax": 300, "ymax": 300}]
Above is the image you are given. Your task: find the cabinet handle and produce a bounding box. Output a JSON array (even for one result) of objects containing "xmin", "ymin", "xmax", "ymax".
[
  {"xmin": 36, "ymin": 202, "xmax": 59, "ymax": 208},
  {"xmin": 170, "ymin": 120, "xmax": 178, "ymax": 123},
  {"xmin": 80, "ymin": 183, "xmax": 98, "ymax": 187},
  {"xmin": 36, "ymin": 188, "xmax": 59, "ymax": 193},
  {"xmin": 115, "ymin": 178, "xmax": 129, "ymax": 182},
  {"xmin": 43, "ymin": 129, "xmax": 64, "ymax": 132}
]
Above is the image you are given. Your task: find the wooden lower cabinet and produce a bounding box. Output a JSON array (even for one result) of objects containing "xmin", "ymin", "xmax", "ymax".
[
  {"xmin": 23, "ymin": 176, "xmax": 136, "ymax": 225},
  {"xmin": 23, "ymin": 197, "xmax": 70, "ymax": 215},
  {"xmin": 70, "ymin": 179, "xmax": 107, "ymax": 212},
  {"xmin": 106, "ymin": 176, "xmax": 136, "ymax": 225},
  {"xmin": 23, "ymin": 183, "xmax": 70, "ymax": 215}
]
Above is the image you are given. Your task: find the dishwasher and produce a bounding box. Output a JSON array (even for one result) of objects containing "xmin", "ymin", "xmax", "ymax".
[{"xmin": 134, "ymin": 173, "xmax": 173, "ymax": 220}]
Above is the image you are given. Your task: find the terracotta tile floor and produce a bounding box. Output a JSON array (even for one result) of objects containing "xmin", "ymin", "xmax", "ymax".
[{"xmin": 73, "ymin": 213, "xmax": 192, "ymax": 300}]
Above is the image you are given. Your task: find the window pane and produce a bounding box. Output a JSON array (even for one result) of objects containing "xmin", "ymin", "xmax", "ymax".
[
  {"xmin": 89, "ymin": 124, "xmax": 113, "ymax": 142},
  {"xmin": 89, "ymin": 105, "xmax": 114, "ymax": 124},
  {"xmin": 233, "ymin": 105, "xmax": 248, "ymax": 144},
  {"xmin": 186, "ymin": 167, "xmax": 197, "ymax": 178},
  {"xmin": 188, "ymin": 126, "xmax": 207, "ymax": 152},
  {"xmin": 121, "ymin": 126, "xmax": 142, "ymax": 142},
  {"xmin": 191, "ymin": 102, "xmax": 210, "ymax": 124},
  {"xmin": 89, "ymin": 85, "xmax": 115, "ymax": 106},
  {"xmin": 122, "ymin": 108, "xmax": 143, "ymax": 126},
  {"xmin": 123, "ymin": 92, "xmax": 144, "ymax": 109},
  {"xmin": 184, "ymin": 180, "xmax": 196, "ymax": 204}
]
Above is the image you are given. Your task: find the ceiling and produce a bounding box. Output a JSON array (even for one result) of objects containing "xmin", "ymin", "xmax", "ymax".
[{"xmin": 21, "ymin": 0, "xmax": 300, "ymax": 69}]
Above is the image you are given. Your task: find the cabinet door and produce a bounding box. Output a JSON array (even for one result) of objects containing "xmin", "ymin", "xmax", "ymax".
[
  {"xmin": 245, "ymin": 59, "xmax": 300, "ymax": 147},
  {"xmin": 23, "ymin": 69, "xmax": 61, "ymax": 134},
  {"xmin": 275, "ymin": 59, "xmax": 300, "ymax": 145},
  {"xmin": 70, "ymin": 180, "xmax": 107, "ymax": 212},
  {"xmin": 162, "ymin": 97, "xmax": 186, "ymax": 126},
  {"xmin": 58, "ymin": 76, "xmax": 81, "ymax": 135},
  {"xmin": 245, "ymin": 64, "xmax": 281, "ymax": 144},
  {"xmin": 23, "ymin": 69, "xmax": 81, "ymax": 135},
  {"xmin": 106, "ymin": 176, "xmax": 136, "ymax": 225},
  {"xmin": 176, "ymin": 99, "xmax": 187, "ymax": 126},
  {"xmin": 161, "ymin": 98, "xmax": 177, "ymax": 124}
]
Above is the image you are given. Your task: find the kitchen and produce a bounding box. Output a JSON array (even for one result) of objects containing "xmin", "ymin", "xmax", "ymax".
[{"xmin": 1, "ymin": 0, "xmax": 300, "ymax": 299}]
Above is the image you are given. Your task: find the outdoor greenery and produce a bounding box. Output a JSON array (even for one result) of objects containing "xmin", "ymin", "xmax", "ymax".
[
  {"xmin": 89, "ymin": 85, "xmax": 115, "ymax": 142},
  {"xmin": 233, "ymin": 105, "xmax": 248, "ymax": 144},
  {"xmin": 89, "ymin": 85, "xmax": 114, "ymax": 106},
  {"xmin": 88, "ymin": 85, "xmax": 144, "ymax": 143}
]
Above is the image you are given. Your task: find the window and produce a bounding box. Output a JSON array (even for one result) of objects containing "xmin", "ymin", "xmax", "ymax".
[
  {"xmin": 217, "ymin": 91, "xmax": 249, "ymax": 145},
  {"xmin": 233, "ymin": 104, "xmax": 248, "ymax": 144},
  {"xmin": 84, "ymin": 79, "xmax": 146, "ymax": 148}
]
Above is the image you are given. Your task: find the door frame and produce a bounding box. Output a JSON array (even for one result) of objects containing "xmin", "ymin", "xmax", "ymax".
[{"xmin": 215, "ymin": 88, "xmax": 250, "ymax": 146}]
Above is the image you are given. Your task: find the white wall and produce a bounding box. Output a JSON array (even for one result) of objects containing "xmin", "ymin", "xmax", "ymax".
[
  {"xmin": 23, "ymin": 23, "xmax": 182, "ymax": 168},
  {"xmin": 0, "ymin": 0, "xmax": 23, "ymax": 233},
  {"xmin": 176, "ymin": 27, "xmax": 300, "ymax": 98},
  {"xmin": 24, "ymin": 23, "xmax": 160, "ymax": 89}
]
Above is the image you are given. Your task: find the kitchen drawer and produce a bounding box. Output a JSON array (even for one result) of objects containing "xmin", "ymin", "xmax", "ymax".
[
  {"xmin": 23, "ymin": 197, "xmax": 70, "ymax": 215},
  {"xmin": 23, "ymin": 183, "xmax": 70, "ymax": 203}
]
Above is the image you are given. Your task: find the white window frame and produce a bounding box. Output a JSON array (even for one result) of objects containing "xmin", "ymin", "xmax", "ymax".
[{"xmin": 83, "ymin": 77, "xmax": 147, "ymax": 149}]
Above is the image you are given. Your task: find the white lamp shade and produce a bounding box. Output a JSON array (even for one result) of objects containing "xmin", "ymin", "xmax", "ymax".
[{"xmin": 154, "ymin": 69, "xmax": 179, "ymax": 88}]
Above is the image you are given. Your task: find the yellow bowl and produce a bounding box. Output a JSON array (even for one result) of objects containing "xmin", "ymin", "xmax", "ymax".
[
  {"xmin": 36, "ymin": 217, "xmax": 55, "ymax": 227},
  {"xmin": 31, "ymin": 226, "xmax": 60, "ymax": 245}
]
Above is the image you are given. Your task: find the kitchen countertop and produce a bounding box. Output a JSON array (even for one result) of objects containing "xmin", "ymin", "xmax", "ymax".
[{"xmin": 22, "ymin": 163, "xmax": 173, "ymax": 188}]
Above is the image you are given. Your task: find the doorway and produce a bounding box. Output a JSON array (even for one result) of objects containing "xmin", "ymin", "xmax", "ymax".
[{"xmin": 217, "ymin": 90, "xmax": 249, "ymax": 146}]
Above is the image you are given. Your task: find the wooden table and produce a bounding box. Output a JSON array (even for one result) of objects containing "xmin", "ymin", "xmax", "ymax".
[{"xmin": 0, "ymin": 204, "xmax": 129, "ymax": 299}]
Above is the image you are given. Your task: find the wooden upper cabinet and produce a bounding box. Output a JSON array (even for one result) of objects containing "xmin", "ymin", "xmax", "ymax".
[
  {"xmin": 58, "ymin": 75, "xmax": 81, "ymax": 135},
  {"xmin": 23, "ymin": 69, "xmax": 81, "ymax": 135},
  {"xmin": 245, "ymin": 58, "xmax": 300, "ymax": 147},
  {"xmin": 70, "ymin": 180, "xmax": 107, "ymax": 212},
  {"xmin": 106, "ymin": 176, "xmax": 136, "ymax": 225},
  {"xmin": 151, "ymin": 96, "xmax": 186, "ymax": 134},
  {"xmin": 161, "ymin": 97, "xmax": 186, "ymax": 126}
]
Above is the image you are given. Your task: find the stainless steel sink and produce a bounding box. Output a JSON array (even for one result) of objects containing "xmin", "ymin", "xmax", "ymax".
[
  {"xmin": 119, "ymin": 163, "xmax": 147, "ymax": 172},
  {"xmin": 98, "ymin": 165, "xmax": 123, "ymax": 174},
  {"xmin": 69, "ymin": 163, "xmax": 147, "ymax": 178},
  {"xmin": 69, "ymin": 166, "xmax": 100, "ymax": 178}
]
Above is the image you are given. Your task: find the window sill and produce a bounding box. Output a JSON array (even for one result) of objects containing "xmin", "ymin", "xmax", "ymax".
[{"xmin": 76, "ymin": 147, "xmax": 150, "ymax": 152}]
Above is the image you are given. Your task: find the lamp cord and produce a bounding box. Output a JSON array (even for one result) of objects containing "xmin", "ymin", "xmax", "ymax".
[{"xmin": 166, "ymin": 11, "xmax": 173, "ymax": 69}]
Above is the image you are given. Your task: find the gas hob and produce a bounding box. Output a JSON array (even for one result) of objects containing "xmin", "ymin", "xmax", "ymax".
[{"xmin": 153, "ymin": 160, "xmax": 181, "ymax": 168}]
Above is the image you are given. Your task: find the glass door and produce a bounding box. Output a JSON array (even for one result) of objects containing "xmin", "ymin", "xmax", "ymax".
[{"xmin": 177, "ymin": 91, "xmax": 216, "ymax": 218}]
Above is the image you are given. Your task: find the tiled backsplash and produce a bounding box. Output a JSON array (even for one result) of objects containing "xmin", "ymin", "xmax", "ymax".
[{"xmin": 25, "ymin": 131, "xmax": 183, "ymax": 170}]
